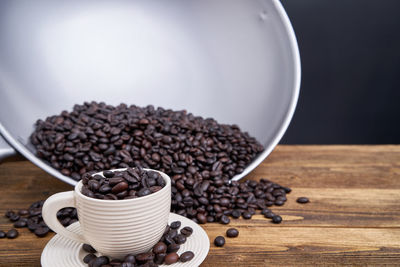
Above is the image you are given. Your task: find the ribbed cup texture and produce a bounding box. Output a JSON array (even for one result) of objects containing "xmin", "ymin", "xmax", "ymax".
[{"xmin": 74, "ymin": 171, "xmax": 171, "ymax": 259}]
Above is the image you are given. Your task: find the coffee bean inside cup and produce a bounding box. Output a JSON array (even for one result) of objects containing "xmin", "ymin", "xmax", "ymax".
[{"xmin": 81, "ymin": 168, "xmax": 166, "ymax": 200}]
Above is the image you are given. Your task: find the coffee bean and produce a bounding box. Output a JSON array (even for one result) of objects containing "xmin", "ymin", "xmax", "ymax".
[
  {"xmin": 180, "ymin": 251, "xmax": 195, "ymax": 262},
  {"xmin": 272, "ymin": 215, "xmax": 282, "ymax": 224},
  {"xmin": 167, "ymin": 243, "xmax": 180, "ymax": 253},
  {"xmin": 297, "ymin": 197, "xmax": 310, "ymax": 204},
  {"xmin": 164, "ymin": 252, "xmax": 179, "ymax": 265},
  {"xmin": 0, "ymin": 231, "xmax": 6, "ymax": 238},
  {"xmin": 5, "ymin": 210, "xmax": 15, "ymax": 218},
  {"xmin": 174, "ymin": 234, "xmax": 186, "ymax": 244},
  {"xmin": 220, "ymin": 215, "xmax": 230, "ymax": 224},
  {"xmin": 180, "ymin": 226, "xmax": 193, "ymax": 237},
  {"xmin": 154, "ymin": 253, "xmax": 166, "ymax": 264},
  {"xmin": 197, "ymin": 213, "xmax": 207, "ymax": 224},
  {"xmin": 14, "ymin": 219, "xmax": 27, "ymax": 228},
  {"xmin": 9, "ymin": 214, "xmax": 20, "ymax": 222},
  {"xmin": 136, "ymin": 252, "xmax": 154, "ymax": 263},
  {"xmin": 92, "ymin": 256, "xmax": 109, "ymax": 267},
  {"xmin": 124, "ymin": 254, "xmax": 136, "ymax": 263},
  {"xmin": 226, "ymin": 228, "xmax": 239, "ymax": 238},
  {"xmin": 83, "ymin": 254, "xmax": 97, "ymax": 264},
  {"xmin": 6, "ymin": 229, "xmax": 18, "ymax": 239},
  {"xmin": 83, "ymin": 244, "xmax": 97, "ymax": 253},
  {"xmin": 153, "ymin": 242, "xmax": 167, "ymax": 254},
  {"xmin": 264, "ymin": 211, "xmax": 275, "ymax": 219},
  {"xmin": 170, "ymin": 221, "xmax": 181, "ymax": 229},
  {"xmin": 112, "ymin": 181, "xmax": 129, "ymax": 194},
  {"xmin": 34, "ymin": 226, "xmax": 50, "ymax": 237},
  {"xmin": 214, "ymin": 236, "xmax": 225, "ymax": 247},
  {"xmin": 242, "ymin": 211, "xmax": 252, "ymax": 219},
  {"xmin": 18, "ymin": 209, "xmax": 29, "ymax": 216},
  {"xmin": 231, "ymin": 210, "xmax": 241, "ymax": 219}
]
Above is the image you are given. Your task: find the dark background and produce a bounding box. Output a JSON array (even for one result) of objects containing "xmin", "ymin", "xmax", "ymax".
[{"xmin": 280, "ymin": 0, "xmax": 400, "ymax": 144}]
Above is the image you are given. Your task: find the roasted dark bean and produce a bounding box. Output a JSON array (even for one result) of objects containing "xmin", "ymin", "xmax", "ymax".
[
  {"xmin": 180, "ymin": 251, "xmax": 195, "ymax": 262},
  {"xmin": 164, "ymin": 252, "xmax": 179, "ymax": 265},
  {"xmin": 14, "ymin": 219, "xmax": 27, "ymax": 228},
  {"xmin": 83, "ymin": 244, "xmax": 97, "ymax": 253},
  {"xmin": 297, "ymin": 197, "xmax": 310, "ymax": 204},
  {"xmin": 153, "ymin": 242, "xmax": 167, "ymax": 254},
  {"xmin": 220, "ymin": 215, "xmax": 230, "ymax": 225},
  {"xmin": 124, "ymin": 254, "xmax": 136, "ymax": 263},
  {"xmin": 226, "ymin": 228, "xmax": 239, "ymax": 238},
  {"xmin": 272, "ymin": 215, "xmax": 282, "ymax": 224},
  {"xmin": 135, "ymin": 252, "xmax": 154, "ymax": 262},
  {"xmin": 174, "ymin": 234, "xmax": 186, "ymax": 244},
  {"xmin": 92, "ymin": 256, "xmax": 109, "ymax": 267},
  {"xmin": 170, "ymin": 221, "xmax": 181, "ymax": 229},
  {"xmin": 83, "ymin": 253, "xmax": 96, "ymax": 264},
  {"xmin": 180, "ymin": 226, "xmax": 193, "ymax": 237},
  {"xmin": 6, "ymin": 229, "xmax": 18, "ymax": 239},
  {"xmin": 214, "ymin": 236, "xmax": 225, "ymax": 247},
  {"xmin": 167, "ymin": 243, "xmax": 180, "ymax": 253},
  {"xmin": 34, "ymin": 226, "xmax": 50, "ymax": 237},
  {"xmin": 0, "ymin": 231, "xmax": 6, "ymax": 238}
]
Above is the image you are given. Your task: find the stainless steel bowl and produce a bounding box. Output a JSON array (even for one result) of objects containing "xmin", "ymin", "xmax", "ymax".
[{"xmin": 0, "ymin": 0, "xmax": 300, "ymax": 186}]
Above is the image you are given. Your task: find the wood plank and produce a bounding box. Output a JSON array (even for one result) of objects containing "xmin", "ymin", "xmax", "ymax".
[{"xmin": 0, "ymin": 145, "xmax": 399, "ymax": 266}]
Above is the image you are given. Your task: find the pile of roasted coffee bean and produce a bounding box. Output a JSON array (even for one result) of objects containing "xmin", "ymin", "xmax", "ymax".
[
  {"xmin": 82, "ymin": 220, "xmax": 194, "ymax": 266},
  {"xmin": 1, "ymin": 200, "xmax": 78, "ymax": 239},
  {"xmin": 171, "ymin": 178, "xmax": 291, "ymax": 225},
  {"xmin": 81, "ymin": 168, "xmax": 166, "ymax": 200},
  {"xmin": 30, "ymin": 102, "xmax": 264, "ymax": 182}
]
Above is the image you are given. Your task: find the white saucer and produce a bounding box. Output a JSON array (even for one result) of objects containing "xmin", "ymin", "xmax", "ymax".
[{"xmin": 41, "ymin": 213, "xmax": 210, "ymax": 267}]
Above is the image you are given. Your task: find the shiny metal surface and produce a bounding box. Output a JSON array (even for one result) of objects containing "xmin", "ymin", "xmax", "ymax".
[
  {"xmin": 0, "ymin": 0, "xmax": 300, "ymax": 186},
  {"xmin": 0, "ymin": 136, "xmax": 16, "ymax": 161}
]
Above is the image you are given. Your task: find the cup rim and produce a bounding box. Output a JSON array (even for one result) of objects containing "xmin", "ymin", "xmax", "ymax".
[{"xmin": 75, "ymin": 168, "xmax": 171, "ymax": 203}]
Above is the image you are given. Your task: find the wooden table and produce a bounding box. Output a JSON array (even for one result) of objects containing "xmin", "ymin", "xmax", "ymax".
[{"xmin": 0, "ymin": 145, "xmax": 399, "ymax": 266}]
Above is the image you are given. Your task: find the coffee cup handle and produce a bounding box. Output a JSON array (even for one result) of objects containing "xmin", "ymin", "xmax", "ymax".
[{"xmin": 42, "ymin": 191, "xmax": 87, "ymax": 244}]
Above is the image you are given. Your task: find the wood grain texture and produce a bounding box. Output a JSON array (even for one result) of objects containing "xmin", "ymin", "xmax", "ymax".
[{"xmin": 0, "ymin": 145, "xmax": 399, "ymax": 266}]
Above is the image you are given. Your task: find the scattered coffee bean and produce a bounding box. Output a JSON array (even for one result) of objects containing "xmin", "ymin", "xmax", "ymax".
[
  {"xmin": 167, "ymin": 243, "xmax": 180, "ymax": 253},
  {"xmin": 6, "ymin": 229, "xmax": 18, "ymax": 239},
  {"xmin": 180, "ymin": 226, "xmax": 193, "ymax": 237},
  {"xmin": 164, "ymin": 252, "xmax": 179, "ymax": 265},
  {"xmin": 242, "ymin": 211, "xmax": 252, "ymax": 219},
  {"xmin": 180, "ymin": 251, "xmax": 195, "ymax": 262},
  {"xmin": 135, "ymin": 252, "xmax": 154, "ymax": 263},
  {"xmin": 124, "ymin": 254, "xmax": 136, "ymax": 263},
  {"xmin": 34, "ymin": 226, "xmax": 50, "ymax": 237},
  {"xmin": 83, "ymin": 253, "xmax": 97, "ymax": 264},
  {"xmin": 14, "ymin": 219, "xmax": 27, "ymax": 228},
  {"xmin": 297, "ymin": 197, "xmax": 310, "ymax": 204},
  {"xmin": 174, "ymin": 234, "xmax": 187, "ymax": 245},
  {"xmin": 264, "ymin": 211, "xmax": 275, "ymax": 219},
  {"xmin": 92, "ymin": 256, "xmax": 109, "ymax": 267},
  {"xmin": 83, "ymin": 244, "xmax": 97, "ymax": 253},
  {"xmin": 226, "ymin": 228, "xmax": 239, "ymax": 238},
  {"xmin": 214, "ymin": 236, "xmax": 225, "ymax": 247},
  {"xmin": 18, "ymin": 209, "xmax": 29, "ymax": 216},
  {"xmin": 220, "ymin": 215, "xmax": 230, "ymax": 225},
  {"xmin": 0, "ymin": 231, "xmax": 6, "ymax": 238},
  {"xmin": 152, "ymin": 242, "xmax": 167, "ymax": 254},
  {"xmin": 170, "ymin": 221, "xmax": 181, "ymax": 229},
  {"xmin": 272, "ymin": 215, "xmax": 282, "ymax": 224}
]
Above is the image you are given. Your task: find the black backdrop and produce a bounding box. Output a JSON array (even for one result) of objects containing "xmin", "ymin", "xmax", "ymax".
[{"xmin": 280, "ymin": 0, "xmax": 400, "ymax": 144}]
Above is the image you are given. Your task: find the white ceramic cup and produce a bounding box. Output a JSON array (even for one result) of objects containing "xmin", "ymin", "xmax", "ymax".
[{"xmin": 42, "ymin": 168, "xmax": 171, "ymax": 259}]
